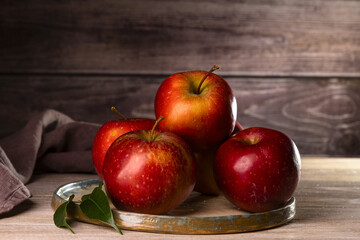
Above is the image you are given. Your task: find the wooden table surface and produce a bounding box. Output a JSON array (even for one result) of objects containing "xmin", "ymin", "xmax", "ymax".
[{"xmin": 1, "ymin": 157, "xmax": 360, "ymax": 239}]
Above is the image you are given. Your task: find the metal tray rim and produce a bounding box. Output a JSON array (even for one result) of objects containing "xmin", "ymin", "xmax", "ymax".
[{"xmin": 52, "ymin": 178, "xmax": 296, "ymax": 234}]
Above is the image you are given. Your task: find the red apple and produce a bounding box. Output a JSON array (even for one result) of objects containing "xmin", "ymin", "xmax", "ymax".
[
  {"xmin": 154, "ymin": 65, "xmax": 237, "ymax": 150},
  {"xmin": 194, "ymin": 121, "xmax": 245, "ymax": 195},
  {"xmin": 92, "ymin": 107, "xmax": 155, "ymax": 180},
  {"xmin": 193, "ymin": 148, "xmax": 221, "ymax": 195},
  {"xmin": 103, "ymin": 117, "xmax": 196, "ymax": 214},
  {"xmin": 214, "ymin": 127, "xmax": 301, "ymax": 212}
]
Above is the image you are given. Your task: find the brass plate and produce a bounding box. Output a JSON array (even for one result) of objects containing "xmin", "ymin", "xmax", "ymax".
[{"xmin": 51, "ymin": 178, "xmax": 295, "ymax": 234}]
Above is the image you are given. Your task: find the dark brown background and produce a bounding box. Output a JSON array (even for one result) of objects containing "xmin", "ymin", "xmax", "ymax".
[{"xmin": 1, "ymin": 0, "xmax": 359, "ymax": 156}]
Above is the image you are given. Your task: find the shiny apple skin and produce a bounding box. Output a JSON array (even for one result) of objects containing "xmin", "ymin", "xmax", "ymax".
[
  {"xmin": 92, "ymin": 118, "xmax": 155, "ymax": 180},
  {"xmin": 154, "ymin": 70, "xmax": 237, "ymax": 150},
  {"xmin": 103, "ymin": 130, "xmax": 196, "ymax": 215},
  {"xmin": 214, "ymin": 127, "xmax": 301, "ymax": 212}
]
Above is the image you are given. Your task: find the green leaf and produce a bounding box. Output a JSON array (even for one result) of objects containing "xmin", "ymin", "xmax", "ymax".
[
  {"xmin": 81, "ymin": 192, "xmax": 91, "ymax": 202},
  {"xmin": 53, "ymin": 194, "xmax": 75, "ymax": 234},
  {"xmin": 80, "ymin": 184, "xmax": 122, "ymax": 235}
]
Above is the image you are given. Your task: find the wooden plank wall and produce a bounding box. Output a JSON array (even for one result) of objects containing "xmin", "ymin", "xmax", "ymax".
[{"xmin": 1, "ymin": 0, "xmax": 359, "ymax": 156}]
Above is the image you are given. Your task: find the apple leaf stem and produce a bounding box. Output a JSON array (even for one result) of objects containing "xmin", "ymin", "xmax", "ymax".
[
  {"xmin": 196, "ymin": 65, "xmax": 220, "ymax": 94},
  {"xmin": 110, "ymin": 106, "xmax": 127, "ymax": 120},
  {"xmin": 150, "ymin": 116, "xmax": 164, "ymax": 141}
]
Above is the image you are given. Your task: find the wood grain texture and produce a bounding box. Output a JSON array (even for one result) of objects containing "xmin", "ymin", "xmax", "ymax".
[
  {"xmin": 1, "ymin": 158, "xmax": 360, "ymax": 239},
  {"xmin": 1, "ymin": 75, "xmax": 359, "ymax": 156},
  {"xmin": 0, "ymin": 0, "xmax": 359, "ymax": 76}
]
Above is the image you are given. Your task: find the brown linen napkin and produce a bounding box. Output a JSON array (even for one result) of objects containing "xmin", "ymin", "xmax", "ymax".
[{"xmin": 0, "ymin": 109, "xmax": 100, "ymax": 215}]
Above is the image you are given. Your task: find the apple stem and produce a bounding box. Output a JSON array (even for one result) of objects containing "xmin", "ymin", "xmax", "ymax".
[
  {"xmin": 150, "ymin": 116, "xmax": 164, "ymax": 141},
  {"xmin": 110, "ymin": 106, "xmax": 127, "ymax": 120},
  {"xmin": 196, "ymin": 65, "xmax": 220, "ymax": 94}
]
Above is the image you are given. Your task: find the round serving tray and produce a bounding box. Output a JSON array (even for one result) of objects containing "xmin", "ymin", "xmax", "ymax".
[{"xmin": 51, "ymin": 178, "xmax": 295, "ymax": 234}]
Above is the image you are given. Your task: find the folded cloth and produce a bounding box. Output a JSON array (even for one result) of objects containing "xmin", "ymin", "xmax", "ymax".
[{"xmin": 0, "ymin": 109, "xmax": 100, "ymax": 215}]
